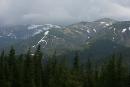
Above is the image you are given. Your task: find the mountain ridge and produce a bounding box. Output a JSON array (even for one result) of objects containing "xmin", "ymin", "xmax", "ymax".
[{"xmin": 0, "ymin": 18, "xmax": 130, "ymax": 56}]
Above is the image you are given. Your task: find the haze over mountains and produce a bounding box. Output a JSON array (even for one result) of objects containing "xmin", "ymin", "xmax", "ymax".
[{"xmin": 0, "ymin": 18, "xmax": 130, "ymax": 59}]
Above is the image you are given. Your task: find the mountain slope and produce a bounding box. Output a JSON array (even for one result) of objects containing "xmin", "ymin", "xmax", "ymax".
[{"xmin": 1, "ymin": 18, "xmax": 130, "ymax": 56}]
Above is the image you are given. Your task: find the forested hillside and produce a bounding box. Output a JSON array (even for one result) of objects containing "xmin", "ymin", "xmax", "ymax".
[{"xmin": 0, "ymin": 45, "xmax": 130, "ymax": 87}]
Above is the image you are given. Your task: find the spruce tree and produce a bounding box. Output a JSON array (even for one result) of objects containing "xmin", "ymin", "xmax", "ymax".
[
  {"xmin": 33, "ymin": 45, "xmax": 43, "ymax": 87},
  {"xmin": 83, "ymin": 58, "xmax": 94, "ymax": 87},
  {"xmin": 104, "ymin": 54, "xmax": 117, "ymax": 87},
  {"xmin": 42, "ymin": 57, "xmax": 52, "ymax": 87},
  {"xmin": 70, "ymin": 51, "xmax": 82, "ymax": 87},
  {"xmin": 0, "ymin": 51, "xmax": 6, "ymax": 87},
  {"xmin": 48, "ymin": 51, "xmax": 59, "ymax": 87},
  {"xmin": 16, "ymin": 54, "xmax": 24, "ymax": 87},
  {"xmin": 23, "ymin": 48, "xmax": 34, "ymax": 87},
  {"xmin": 8, "ymin": 47, "xmax": 18, "ymax": 87},
  {"xmin": 73, "ymin": 52, "xmax": 80, "ymax": 71},
  {"xmin": 116, "ymin": 54, "xmax": 124, "ymax": 87}
]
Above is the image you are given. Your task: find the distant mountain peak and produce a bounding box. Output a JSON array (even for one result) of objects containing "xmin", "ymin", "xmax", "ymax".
[{"xmin": 94, "ymin": 18, "xmax": 117, "ymax": 23}]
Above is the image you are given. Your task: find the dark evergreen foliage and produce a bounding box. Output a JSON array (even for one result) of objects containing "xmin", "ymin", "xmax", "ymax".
[{"xmin": 0, "ymin": 47, "xmax": 129, "ymax": 87}]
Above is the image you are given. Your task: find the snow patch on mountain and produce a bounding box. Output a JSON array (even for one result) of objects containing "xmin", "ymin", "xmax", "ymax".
[
  {"xmin": 37, "ymin": 31, "xmax": 49, "ymax": 45},
  {"xmin": 75, "ymin": 30, "xmax": 81, "ymax": 33},
  {"xmin": 7, "ymin": 33, "xmax": 17, "ymax": 39},
  {"xmin": 129, "ymin": 27, "xmax": 130, "ymax": 31},
  {"xmin": 105, "ymin": 24, "xmax": 110, "ymax": 26},
  {"xmin": 28, "ymin": 25, "xmax": 43, "ymax": 30},
  {"xmin": 27, "ymin": 24, "xmax": 62, "ymax": 37},
  {"xmin": 87, "ymin": 29, "xmax": 90, "ymax": 33},
  {"xmin": 100, "ymin": 22, "xmax": 106, "ymax": 24},
  {"xmin": 33, "ymin": 31, "xmax": 49, "ymax": 48},
  {"xmin": 42, "ymin": 24, "xmax": 61, "ymax": 31},
  {"xmin": 7, "ymin": 33, "xmax": 13, "ymax": 36},
  {"xmin": 28, "ymin": 24, "xmax": 61, "ymax": 30},
  {"xmin": 100, "ymin": 21, "xmax": 111, "ymax": 27},
  {"xmin": 93, "ymin": 29, "xmax": 96, "ymax": 32},
  {"xmin": 122, "ymin": 29, "xmax": 127, "ymax": 33},
  {"xmin": 32, "ymin": 30, "xmax": 43, "ymax": 36},
  {"xmin": 113, "ymin": 37, "xmax": 115, "ymax": 41},
  {"xmin": 44, "ymin": 31, "xmax": 49, "ymax": 36},
  {"xmin": 113, "ymin": 28, "xmax": 117, "ymax": 35}
]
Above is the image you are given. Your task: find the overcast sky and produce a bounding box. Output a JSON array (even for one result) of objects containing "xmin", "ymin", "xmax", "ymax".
[{"xmin": 0, "ymin": 0, "xmax": 130, "ymax": 25}]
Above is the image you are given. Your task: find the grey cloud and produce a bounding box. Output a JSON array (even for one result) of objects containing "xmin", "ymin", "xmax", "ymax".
[{"xmin": 0, "ymin": 0, "xmax": 130, "ymax": 25}]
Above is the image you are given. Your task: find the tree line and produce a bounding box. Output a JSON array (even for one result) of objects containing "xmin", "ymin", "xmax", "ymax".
[{"xmin": 0, "ymin": 45, "xmax": 130, "ymax": 87}]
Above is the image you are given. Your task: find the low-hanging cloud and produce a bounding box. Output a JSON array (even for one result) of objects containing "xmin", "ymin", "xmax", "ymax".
[{"xmin": 0, "ymin": 0, "xmax": 130, "ymax": 25}]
